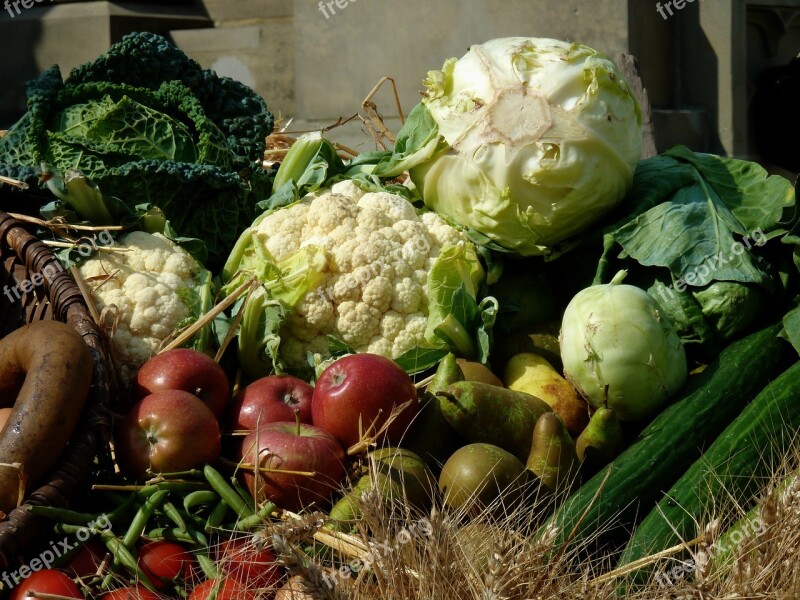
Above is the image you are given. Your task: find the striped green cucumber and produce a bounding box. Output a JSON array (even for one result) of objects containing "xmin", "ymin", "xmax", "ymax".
[
  {"xmin": 541, "ymin": 322, "xmax": 792, "ymax": 554},
  {"xmin": 617, "ymin": 359, "xmax": 800, "ymax": 580}
]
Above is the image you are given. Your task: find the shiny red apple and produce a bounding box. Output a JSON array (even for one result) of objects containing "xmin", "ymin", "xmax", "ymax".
[
  {"xmin": 116, "ymin": 389, "xmax": 221, "ymax": 479},
  {"xmin": 227, "ymin": 375, "xmax": 314, "ymax": 432},
  {"xmin": 311, "ymin": 354, "xmax": 419, "ymax": 449},
  {"xmin": 134, "ymin": 349, "xmax": 230, "ymax": 418},
  {"xmin": 239, "ymin": 421, "xmax": 346, "ymax": 512}
]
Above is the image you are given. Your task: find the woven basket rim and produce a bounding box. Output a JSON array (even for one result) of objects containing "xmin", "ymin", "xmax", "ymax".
[{"xmin": 0, "ymin": 211, "xmax": 114, "ymax": 572}]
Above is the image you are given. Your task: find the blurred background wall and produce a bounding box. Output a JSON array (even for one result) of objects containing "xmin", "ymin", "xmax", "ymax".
[{"xmin": 1, "ymin": 0, "xmax": 799, "ymax": 174}]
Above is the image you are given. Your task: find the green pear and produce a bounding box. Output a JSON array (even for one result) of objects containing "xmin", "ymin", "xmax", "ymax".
[
  {"xmin": 575, "ymin": 404, "xmax": 624, "ymax": 473},
  {"xmin": 526, "ymin": 412, "xmax": 578, "ymax": 493},
  {"xmin": 403, "ymin": 354, "xmax": 465, "ymax": 472}
]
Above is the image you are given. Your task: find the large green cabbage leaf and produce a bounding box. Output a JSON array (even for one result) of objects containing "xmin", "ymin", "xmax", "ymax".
[{"xmin": 594, "ymin": 146, "xmax": 797, "ymax": 353}]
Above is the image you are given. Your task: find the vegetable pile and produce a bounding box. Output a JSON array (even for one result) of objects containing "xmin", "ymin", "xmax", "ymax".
[{"xmin": 0, "ymin": 32, "xmax": 799, "ymax": 600}]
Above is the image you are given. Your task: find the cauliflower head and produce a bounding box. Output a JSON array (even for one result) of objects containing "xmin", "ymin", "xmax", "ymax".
[
  {"xmin": 78, "ymin": 231, "xmax": 204, "ymax": 366},
  {"xmin": 231, "ymin": 180, "xmax": 478, "ymax": 370}
]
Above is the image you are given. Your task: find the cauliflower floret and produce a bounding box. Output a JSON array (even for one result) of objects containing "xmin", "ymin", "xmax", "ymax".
[
  {"xmin": 421, "ymin": 211, "xmax": 468, "ymax": 248},
  {"xmin": 358, "ymin": 192, "xmax": 418, "ymax": 222},
  {"xmin": 326, "ymin": 274, "xmax": 361, "ymax": 304},
  {"xmin": 364, "ymin": 335, "xmax": 392, "ymax": 357},
  {"xmin": 391, "ymin": 277, "xmax": 423, "ymax": 314},
  {"xmin": 392, "ymin": 313, "xmax": 428, "ymax": 357},
  {"xmin": 336, "ymin": 301, "xmax": 381, "ymax": 348},
  {"xmin": 357, "ymin": 206, "xmax": 392, "ymax": 231},
  {"xmin": 330, "ymin": 238, "xmax": 360, "ymax": 274},
  {"xmin": 307, "ymin": 193, "xmax": 359, "ymax": 234},
  {"xmin": 362, "ymin": 276, "xmax": 393, "ymax": 312},
  {"xmin": 379, "ymin": 311, "xmax": 406, "ymax": 340},
  {"xmin": 392, "ymin": 220, "xmax": 430, "ymax": 246},
  {"xmin": 78, "ymin": 232, "xmax": 202, "ymax": 368},
  {"xmin": 294, "ymin": 289, "xmax": 336, "ymax": 331},
  {"xmin": 330, "ymin": 179, "xmax": 367, "ymax": 202}
]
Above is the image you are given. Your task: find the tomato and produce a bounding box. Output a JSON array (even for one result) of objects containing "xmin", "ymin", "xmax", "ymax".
[
  {"xmin": 9, "ymin": 570, "xmax": 83, "ymax": 600},
  {"xmin": 65, "ymin": 539, "xmax": 107, "ymax": 579},
  {"xmin": 102, "ymin": 586, "xmax": 160, "ymax": 600},
  {"xmin": 137, "ymin": 541, "xmax": 194, "ymax": 589},
  {"xmin": 188, "ymin": 579, "xmax": 255, "ymax": 600},
  {"xmin": 216, "ymin": 536, "xmax": 282, "ymax": 589}
]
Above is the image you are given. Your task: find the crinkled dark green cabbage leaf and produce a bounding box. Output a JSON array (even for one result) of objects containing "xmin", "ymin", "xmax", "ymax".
[{"xmin": 0, "ymin": 32, "xmax": 274, "ymax": 267}]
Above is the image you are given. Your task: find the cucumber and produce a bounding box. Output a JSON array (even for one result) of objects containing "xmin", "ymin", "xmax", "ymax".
[
  {"xmin": 617, "ymin": 359, "xmax": 800, "ymax": 582},
  {"xmin": 702, "ymin": 465, "xmax": 798, "ymax": 578},
  {"xmin": 541, "ymin": 322, "xmax": 792, "ymax": 554}
]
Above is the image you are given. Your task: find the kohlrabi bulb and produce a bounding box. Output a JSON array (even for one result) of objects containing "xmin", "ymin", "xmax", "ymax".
[{"xmin": 560, "ymin": 270, "xmax": 687, "ymax": 421}]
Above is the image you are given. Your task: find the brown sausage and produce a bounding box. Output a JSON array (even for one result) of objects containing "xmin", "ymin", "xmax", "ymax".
[{"xmin": 0, "ymin": 321, "xmax": 92, "ymax": 513}]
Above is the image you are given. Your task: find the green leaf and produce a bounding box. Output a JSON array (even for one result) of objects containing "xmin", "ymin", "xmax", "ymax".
[
  {"xmin": 780, "ymin": 305, "xmax": 800, "ymax": 356},
  {"xmin": 393, "ymin": 347, "xmax": 448, "ymax": 374},
  {"xmin": 372, "ymin": 103, "xmax": 443, "ymax": 178},
  {"xmin": 604, "ymin": 147, "xmax": 795, "ymax": 288}
]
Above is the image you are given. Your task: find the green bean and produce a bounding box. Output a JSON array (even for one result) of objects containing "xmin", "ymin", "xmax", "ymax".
[
  {"xmin": 99, "ymin": 532, "xmax": 156, "ymax": 591},
  {"xmin": 204, "ymin": 499, "xmax": 230, "ymax": 533},
  {"xmin": 161, "ymin": 501, "xmax": 188, "ymax": 533},
  {"xmin": 233, "ymin": 502, "xmax": 277, "ymax": 532},
  {"xmin": 28, "ymin": 505, "xmax": 102, "ymax": 525},
  {"xmin": 194, "ymin": 551, "xmax": 219, "ymax": 580},
  {"xmin": 145, "ymin": 527, "xmax": 201, "ymax": 545},
  {"xmin": 122, "ymin": 489, "xmax": 169, "ymax": 549},
  {"xmin": 182, "ymin": 490, "xmax": 219, "ymax": 513},
  {"xmin": 231, "ymin": 477, "xmax": 257, "ymax": 511},
  {"xmin": 203, "ymin": 465, "xmax": 255, "ymax": 519}
]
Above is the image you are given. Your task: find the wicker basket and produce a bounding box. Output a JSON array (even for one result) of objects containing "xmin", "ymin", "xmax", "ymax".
[{"xmin": 0, "ymin": 211, "xmax": 114, "ymax": 571}]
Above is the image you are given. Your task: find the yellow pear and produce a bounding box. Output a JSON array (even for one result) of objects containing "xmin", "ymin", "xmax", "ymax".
[
  {"xmin": 456, "ymin": 358, "xmax": 504, "ymax": 387},
  {"xmin": 503, "ymin": 353, "xmax": 588, "ymax": 437}
]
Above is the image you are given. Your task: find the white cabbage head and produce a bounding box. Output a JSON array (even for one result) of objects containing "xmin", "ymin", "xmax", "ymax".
[{"xmin": 381, "ymin": 37, "xmax": 643, "ymax": 255}]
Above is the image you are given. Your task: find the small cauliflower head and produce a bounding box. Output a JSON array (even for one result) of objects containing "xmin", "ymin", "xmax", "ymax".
[
  {"xmin": 78, "ymin": 231, "xmax": 203, "ymax": 366},
  {"xmin": 252, "ymin": 181, "xmax": 472, "ymax": 369}
]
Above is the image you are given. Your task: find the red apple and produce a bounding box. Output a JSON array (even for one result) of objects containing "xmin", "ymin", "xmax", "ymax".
[
  {"xmin": 134, "ymin": 349, "xmax": 230, "ymax": 418},
  {"xmin": 311, "ymin": 354, "xmax": 419, "ymax": 449},
  {"xmin": 239, "ymin": 421, "xmax": 346, "ymax": 512},
  {"xmin": 227, "ymin": 375, "xmax": 314, "ymax": 432},
  {"xmin": 116, "ymin": 390, "xmax": 221, "ymax": 479}
]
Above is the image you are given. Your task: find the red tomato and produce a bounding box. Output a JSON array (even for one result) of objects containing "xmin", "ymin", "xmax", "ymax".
[
  {"xmin": 138, "ymin": 541, "xmax": 195, "ymax": 589},
  {"xmin": 9, "ymin": 570, "xmax": 83, "ymax": 600},
  {"xmin": 102, "ymin": 586, "xmax": 160, "ymax": 600},
  {"xmin": 217, "ymin": 536, "xmax": 282, "ymax": 589},
  {"xmin": 188, "ymin": 579, "xmax": 255, "ymax": 600},
  {"xmin": 65, "ymin": 539, "xmax": 107, "ymax": 579}
]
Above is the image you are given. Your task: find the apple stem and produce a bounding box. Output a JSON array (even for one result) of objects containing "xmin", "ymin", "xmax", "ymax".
[{"xmin": 294, "ymin": 409, "xmax": 301, "ymax": 436}]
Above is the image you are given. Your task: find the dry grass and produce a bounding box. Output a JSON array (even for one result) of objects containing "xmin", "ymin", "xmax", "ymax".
[{"xmin": 252, "ymin": 440, "xmax": 800, "ymax": 600}]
